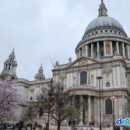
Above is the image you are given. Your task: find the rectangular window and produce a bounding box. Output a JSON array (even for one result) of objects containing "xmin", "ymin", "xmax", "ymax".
[{"xmin": 80, "ymin": 72, "xmax": 87, "ymax": 85}]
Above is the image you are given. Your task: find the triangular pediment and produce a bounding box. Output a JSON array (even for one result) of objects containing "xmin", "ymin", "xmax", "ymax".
[{"xmin": 68, "ymin": 56, "xmax": 98, "ymax": 67}]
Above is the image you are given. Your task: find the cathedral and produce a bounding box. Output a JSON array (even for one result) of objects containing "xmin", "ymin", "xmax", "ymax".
[{"xmin": 1, "ymin": 0, "xmax": 130, "ymax": 130}]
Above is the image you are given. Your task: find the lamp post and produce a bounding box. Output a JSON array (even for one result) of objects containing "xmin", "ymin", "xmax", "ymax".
[
  {"xmin": 97, "ymin": 76, "xmax": 103, "ymax": 130},
  {"xmin": 111, "ymin": 96, "xmax": 115, "ymax": 130}
]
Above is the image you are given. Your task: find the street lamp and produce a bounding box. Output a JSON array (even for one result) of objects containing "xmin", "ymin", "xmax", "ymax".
[
  {"xmin": 111, "ymin": 96, "xmax": 115, "ymax": 130},
  {"xmin": 97, "ymin": 76, "xmax": 103, "ymax": 130}
]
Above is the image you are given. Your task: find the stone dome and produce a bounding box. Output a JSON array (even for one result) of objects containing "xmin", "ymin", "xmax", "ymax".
[
  {"xmin": 85, "ymin": 16, "xmax": 125, "ymax": 33},
  {"xmin": 75, "ymin": 0, "xmax": 129, "ymax": 55}
]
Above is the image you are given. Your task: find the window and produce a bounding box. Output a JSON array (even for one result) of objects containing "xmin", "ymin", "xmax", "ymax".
[
  {"xmin": 30, "ymin": 97, "xmax": 33, "ymax": 100},
  {"xmin": 91, "ymin": 75, "xmax": 94, "ymax": 84},
  {"xmin": 6, "ymin": 64, "xmax": 7, "ymax": 69},
  {"xmin": 11, "ymin": 76, "xmax": 15, "ymax": 80},
  {"xmin": 83, "ymin": 47, "xmax": 86, "ymax": 56},
  {"xmin": 73, "ymin": 77, "xmax": 76, "ymax": 86},
  {"xmin": 105, "ymin": 99, "xmax": 112, "ymax": 114},
  {"xmin": 8, "ymin": 63, "xmax": 11, "ymax": 70},
  {"xmin": 88, "ymin": 44, "xmax": 91, "ymax": 57},
  {"xmin": 80, "ymin": 71, "xmax": 87, "ymax": 85},
  {"xmin": 80, "ymin": 48, "xmax": 82, "ymax": 56},
  {"xmin": 106, "ymin": 82, "xmax": 110, "ymax": 87}
]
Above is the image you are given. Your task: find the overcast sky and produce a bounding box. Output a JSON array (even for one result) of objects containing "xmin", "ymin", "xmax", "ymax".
[{"xmin": 0, "ymin": 0, "xmax": 130, "ymax": 80}]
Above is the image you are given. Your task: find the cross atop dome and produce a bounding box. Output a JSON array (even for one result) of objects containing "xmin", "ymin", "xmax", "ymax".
[{"xmin": 98, "ymin": 0, "xmax": 108, "ymax": 17}]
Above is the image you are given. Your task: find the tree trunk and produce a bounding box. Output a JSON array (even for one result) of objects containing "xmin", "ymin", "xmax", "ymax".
[{"xmin": 57, "ymin": 120, "xmax": 61, "ymax": 130}]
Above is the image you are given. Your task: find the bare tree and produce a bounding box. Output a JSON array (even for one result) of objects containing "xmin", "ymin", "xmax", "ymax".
[
  {"xmin": 21, "ymin": 102, "xmax": 38, "ymax": 125},
  {"xmin": 37, "ymin": 80, "xmax": 80, "ymax": 130}
]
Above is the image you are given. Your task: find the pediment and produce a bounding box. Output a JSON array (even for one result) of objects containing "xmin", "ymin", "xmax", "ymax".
[{"xmin": 68, "ymin": 57, "xmax": 98, "ymax": 67}]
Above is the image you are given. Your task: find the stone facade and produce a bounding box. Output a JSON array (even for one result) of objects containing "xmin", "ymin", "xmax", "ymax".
[{"xmin": 1, "ymin": 1, "xmax": 130, "ymax": 130}]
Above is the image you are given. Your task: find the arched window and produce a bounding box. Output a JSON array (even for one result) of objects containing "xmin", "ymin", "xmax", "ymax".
[
  {"xmin": 80, "ymin": 72, "xmax": 87, "ymax": 85},
  {"xmin": 105, "ymin": 99, "xmax": 112, "ymax": 114},
  {"xmin": 8, "ymin": 63, "xmax": 11, "ymax": 70}
]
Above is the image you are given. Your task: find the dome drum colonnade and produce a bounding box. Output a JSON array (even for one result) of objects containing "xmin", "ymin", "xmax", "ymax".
[
  {"xmin": 75, "ymin": 0, "xmax": 130, "ymax": 60},
  {"xmin": 76, "ymin": 39, "xmax": 130, "ymax": 59}
]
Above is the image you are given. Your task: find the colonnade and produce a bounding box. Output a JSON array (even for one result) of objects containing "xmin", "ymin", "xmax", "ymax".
[
  {"xmin": 71, "ymin": 95, "xmax": 99, "ymax": 126},
  {"xmin": 77, "ymin": 41, "xmax": 130, "ymax": 59}
]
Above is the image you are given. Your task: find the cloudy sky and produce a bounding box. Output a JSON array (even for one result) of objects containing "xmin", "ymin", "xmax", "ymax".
[{"xmin": 0, "ymin": 0, "xmax": 130, "ymax": 80}]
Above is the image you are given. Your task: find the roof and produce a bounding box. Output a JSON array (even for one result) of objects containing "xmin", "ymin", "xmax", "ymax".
[{"xmin": 85, "ymin": 16, "xmax": 125, "ymax": 33}]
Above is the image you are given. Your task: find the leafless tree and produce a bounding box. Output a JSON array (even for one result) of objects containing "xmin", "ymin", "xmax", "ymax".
[{"xmin": 37, "ymin": 80, "xmax": 80, "ymax": 130}]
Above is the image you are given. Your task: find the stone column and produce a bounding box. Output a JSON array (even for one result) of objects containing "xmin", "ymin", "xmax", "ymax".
[
  {"xmin": 86, "ymin": 45, "xmax": 88, "ymax": 57},
  {"xmin": 127, "ymin": 45, "xmax": 130, "ymax": 59},
  {"xmin": 97, "ymin": 42, "xmax": 100, "ymax": 58},
  {"xmin": 116, "ymin": 41, "xmax": 119, "ymax": 55},
  {"xmin": 79, "ymin": 95, "xmax": 83, "ymax": 125},
  {"xmin": 91, "ymin": 43, "xmax": 94, "ymax": 58},
  {"xmin": 110, "ymin": 41, "xmax": 113, "ymax": 56},
  {"xmin": 97, "ymin": 97, "xmax": 100, "ymax": 127},
  {"xmin": 104, "ymin": 41, "xmax": 106, "ymax": 56},
  {"xmin": 94, "ymin": 97, "xmax": 98, "ymax": 126},
  {"xmin": 122, "ymin": 43, "xmax": 125, "ymax": 58},
  {"xmin": 88, "ymin": 96, "xmax": 91, "ymax": 125}
]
